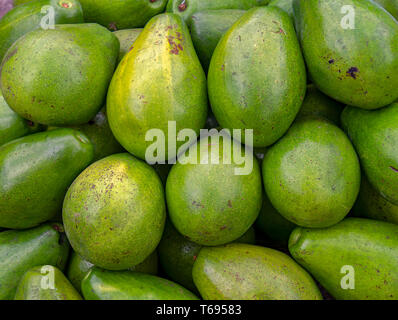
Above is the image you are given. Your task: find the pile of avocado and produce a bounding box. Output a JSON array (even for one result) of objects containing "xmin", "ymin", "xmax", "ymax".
[{"xmin": 0, "ymin": 0, "xmax": 398, "ymax": 301}]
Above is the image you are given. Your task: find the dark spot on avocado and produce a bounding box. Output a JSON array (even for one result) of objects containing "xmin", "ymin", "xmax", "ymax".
[
  {"xmin": 220, "ymin": 226, "xmax": 227, "ymax": 230},
  {"xmin": 108, "ymin": 22, "xmax": 117, "ymax": 31},
  {"xmin": 178, "ymin": 1, "xmax": 187, "ymax": 11},
  {"xmin": 221, "ymin": 65, "xmax": 225, "ymax": 71},
  {"xmin": 272, "ymin": 28, "xmax": 285, "ymax": 35},
  {"xmin": 149, "ymin": 0, "xmax": 157, "ymax": 2},
  {"xmin": 389, "ymin": 166, "xmax": 398, "ymax": 172},
  {"xmin": 26, "ymin": 120, "xmax": 35, "ymax": 127},
  {"xmin": 346, "ymin": 67, "xmax": 359, "ymax": 79},
  {"xmin": 227, "ymin": 200, "xmax": 232, "ymax": 208},
  {"xmin": 328, "ymin": 59, "xmax": 335, "ymax": 64}
]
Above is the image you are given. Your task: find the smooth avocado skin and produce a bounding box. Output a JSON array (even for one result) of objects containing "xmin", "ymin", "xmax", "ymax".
[
  {"xmin": 208, "ymin": 7, "xmax": 307, "ymax": 147},
  {"xmin": 263, "ymin": 117, "xmax": 361, "ymax": 228},
  {"xmin": 158, "ymin": 220, "xmax": 255, "ymax": 292},
  {"xmin": 0, "ymin": 223, "xmax": 70, "ymax": 300},
  {"xmin": 269, "ymin": 0, "xmax": 294, "ymax": 17},
  {"xmin": 373, "ymin": 0, "xmax": 398, "ymax": 20},
  {"xmin": 67, "ymin": 250, "xmax": 158, "ymax": 293},
  {"xmin": 166, "ymin": 133, "xmax": 262, "ymax": 246},
  {"xmin": 187, "ymin": 10, "xmax": 246, "ymax": 71},
  {"xmin": 14, "ymin": 265, "xmax": 82, "ymax": 300},
  {"xmin": 341, "ymin": 103, "xmax": 398, "ymax": 205},
  {"xmin": 0, "ymin": 0, "xmax": 83, "ymax": 62},
  {"xmin": 107, "ymin": 13, "xmax": 208, "ymax": 161},
  {"xmin": 192, "ymin": 243, "xmax": 323, "ymax": 300},
  {"xmin": 0, "ymin": 128, "xmax": 94, "ymax": 229},
  {"xmin": 352, "ymin": 175, "xmax": 398, "ymax": 225},
  {"xmin": 296, "ymin": 84, "xmax": 344, "ymax": 125},
  {"xmin": 0, "ymin": 24, "xmax": 119, "ymax": 126},
  {"xmin": 113, "ymin": 29, "xmax": 142, "ymax": 63},
  {"xmin": 81, "ymin": 268, "xmax": 199, "ymax": 300},
  {"xmin": 78, "ymin": 0, "xmax": 168, "ymax": 30},
  {"xmin": 63, "ymin": 153, "xmax": 166, "ymax": 270},
  {"xmin": 289, "ymin": 218, "xmax": 398, "ymax": 300},
  {"xmin": 293, "ymin": 0, "xmax": 398, "ymax": 109},
  {"xmin": 167, "ymin": 0, "xmax": 269, "ymax": 22},
  {"xmin": 0, "ymin": 90, "xmax": 44, "ymax": 146}
]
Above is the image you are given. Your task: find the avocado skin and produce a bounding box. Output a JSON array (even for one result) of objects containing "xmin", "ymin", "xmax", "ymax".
[
  {"xmin": 373, "ymin": 0, "xmax": 398, "ymax": 20},
  {"xmin": 187, "ymin": 10, "xmax": 246, "ymax": 71},
  {"xmin": 113, "ymin": 29, "xmax": 142, "ymax": 63},
  {"xmin": 158, "ymin": 220, "xmax": 256, "ymax": 292},
  {"xmin": 293, "ymin": 0, "xmax": 398, "ymax": 109},
  {"xmin": 208, "ymin": 7, "xmax": 306, "ymax": 147},
  {"xmin": 14, "ymin": 265, "xmax": 82, "ymax": 300},
  {"xmin": 167, "ymin": 0, "xmax": 269, "ymax": 21},
  {"xmin": 296, "ymin": 84, "xmax": 344, "ymax": 125},
  {"xmin": 341, "ymin": 102, "xmax": 398, "ymax": 205},
  {"xmin": 0, "ymin": 128, "xmax": 94, "ymax": 229},
  {"xmin": 289, "ymin": 218, "xmax": 398, "ymax": 300},
  {"xmin": 193, "ymin": 243, "xmax": 322, "ymax": 300},
  {"xmin": 0, "ymin": 24, "xmax": 119, "ymax": 126},
  {"xmin": 0, "ymin": 90, "xmax": 44, "ymax": 146},
  {"xmin": 78, "ymin": 0, "xmax": 168, "ymax": 30},
  {"xmin": 67, "ymin": 250, "xmax": 158, "ymax": 294},
  {"xmin": 263, "ymin": 117, "xmax": 360, "ymax": 228},
  {"xmin": 0, "ymin": 0, "xmax": 84, "ymax": 62},
  {"xmin": 0, "ymin": 223, "xmax": 70, "ymax": 300},
  {"xmin": 166, "ymin": 134, "xmax": 262, "ymax": 246},
  {"xmin": 107, "ymin": 13, "xmax": 208, "ymax": 161},
  {"xmin": 63, "ymin": 153, "xmax": 166, "ymax": 270},
  {"xmin": 352, "ymin": 175, "xmax": 398, "ymax": 225},
  {"xmin": 269, "ymin": 0, "xmax": 293, "ymax": 17},
  {"xmin": 82, "ymin": 267, "xmax": 199, "ymax": 300}
]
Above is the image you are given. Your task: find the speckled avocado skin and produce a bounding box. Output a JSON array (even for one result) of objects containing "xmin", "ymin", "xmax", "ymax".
[
  {"xmin": 263, "ymin": 117, "xmax": 361, "ymax": 228},
  {"xmin": 107, "ymin": 13, "xmax": 208, "ymax": 161},
  {"xmin": 208, "ymin": 7, "xmax": 306, "ymax": 147},
  {"xmin": 296, "ymin": 84, "xmax": 344, "ymax": 125},
  {"xmin": 293, "ymin": 0, "xmax": 398, "ymax": 109},
  {"xmin": 0, "ymin": 223, "xmax": 70, "ymax": 300},
  {"xmin": 289, "ymin": 218, "xmax": 398, "ymax": 300},
  {"xmin": 269, "ymin": 0, "xmax": 294, "ymax": 17},
  {"xmin": 193, "ymin": 243, "xmax": 322, "ymax": 300},
  {"xmin": 341, "ymin": 103, "xmax": 398, "ymax": 205},
  {"xmin": 158, "ymin": 220, "xmax": 256, "ymax": 292},
  {"xmin": 113, "ymin": 29, "xmax": 142, "ymax": 63},
  {"xmin": 63, "ymin": 153, "xmax": 166, "ymax": 270},
  {"xmin": 166, "ymin": 133, "xmax": 262, "ymax": 246},
  {"xmin": 0, "ymin": 89, "xmax": 44, "ymax": 146},
  {"xmin": 67, "ymin": 250, "xmax": 158, "ymax": 293},
  {"xmin": 0, "ymin": 24, "xmax": 119, "ymax": 126},
  {"xmin": 82, "ymin": 267, "xmax": 199, "ymax": 300},
  {"xmin": 78, "ymin": 0, "xmax": 168, "ymax": 30},
  {"xmin": 0, "ymin": 0, "xmax": 83, "ymax": 62},
  {"xmin": 0, "ymin": 128, "xmax": 94, "ymax": 229},
  {"xmin": 374, "ymin": 0, "xmax": 398, "ymax": 20},
  {"xmin": 187, "ymin": 10, "xmax": 246, "ymax": 71},
  {"xmin": 14, "ymin": 265, "xmax": 82, "ymax": 300},
  {"xmin": 352, "ymin": 175, "xmax": 398, "ymax": 225}
]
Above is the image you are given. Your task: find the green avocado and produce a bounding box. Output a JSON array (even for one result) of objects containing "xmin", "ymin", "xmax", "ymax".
[
  {"xmin": 256, "ymin": 193, "xmax": 297, "ymax": 244},
  {"xmin": 0, "ymin": 24, "xmax": 119, "ymax": 126},
  {"xmin": 14, "ymin": 265, "xmax": 82, "ymax": 300},
  {"xmin": 0, "ymin": 89, "xmax": 44, "ymax": 146},
  {"xmin": 0, "ymin": 128, "xmax": 94, "ymax": 229},
  {"xmin": 193, "ymin": 243, "xmax": 322, "ymax": 300},
  {"xmin": 296, "ymin": 84, "xmax": 344, "ymax": 125},
  {"xmin": 166, "ymin": 132, "xmax": 262, "ymax": 246},
  {"xmin": 167, "ymin": 0, "xmax": 269, "ymax": 22},
  {"xmin": 67, "ymin": 250, "xmax": 158, "ymax": 293},
  {"xmin": 293, "ymin": 0, "xmax": 398, "ymax": 109},
  {"xmin": 373, "ymin": 0, "xmax": 398, "ymax": 20},
  {"xmin": 187, "ymin": 10, "xmax": 246, "ymax": 71},
  {"xmin": 78, "ymin": 0, "xmax": 168, "ymax": 30},
  {"xmin": 352, "ymin": 175, "xmax": 398, "ymax": 225},
  {"xmin": 107, "ymin": 13, "xmax": 208, "ymax": 161},
  {"xmin": 63, "ymin": 153, "xmax": 166, "ymax": 270},
  {"xmin": 158, "ymin": 220, "xmax": 255, "ymax": 292},
  {"xmin": 113, "ymin": 29, "xmax": 142, "ymax": 63},
  {"xmin": 208, "ymin": 7, "xmax": 306, "ymax": 147},
  {"xmin": 289, "ymin": 217, "xmax": 398, "ymax": 300},
  {"xmin": 0, "ymin": 0, "xmax": 83, "ymax": 63},
  {"xmin": 0, "ymin": 223, "xmax": 70, "ymax": 300},
  {"xmin": 263, "ymin": 117, "xmax": 361, "ymax": 228},
  {"xmin": 82, "ymin": 267, "xmax": 199, "ymax": 300},
  {"xmin": 269, "ymin": 0, "xmax": 293, "ymax": 17},
  {"xmin": 341, "ymin": 102, "xmax": 398, "ymax": 205}
]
